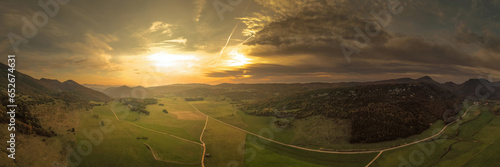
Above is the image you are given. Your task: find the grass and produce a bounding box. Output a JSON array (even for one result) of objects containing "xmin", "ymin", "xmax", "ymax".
[
  {"xmin": 458, "ymin": 107, "xmax": 495, "ymax": 138},
  {"xmin": 74, "ymin": 98, "xmax": 500, "ymax": 167},
  {"xmin": 0, "ymin": 125, "xmax": 66, "ymax": 167},
  {"xmin": 371, "ymin": 103, "xmax": 500, "ymax": 167},
  {"xmin": 203, "ymin": 117, "xmax": 247, "ymax": 167},
  {"xmin": 462, "ymin": 112, "xmax": 500, "ymax": 166},
  {"xmin": 434, "ymin": 141, "xmax": 485, "ymax": 166},
  {"xmin": 76, "ymin": 105, "xmax": 202, "ymax": 167},
  {"xmin": 190, "ymin": 98, "xmax": 451, "ymax": 151},
  {"xmin": 191, "ymin": 99, "xmax": 377, "ymax": 166},
  {"xmin": 434, "ymin": 105, "xmax": 499, "ymax": 166},
  {"xmin": 110, "ymin": 99, "xmax": 205, "ymax": 142},
  {"xmin": 245, "ymin": 134, "xmax": 377, "ymax": 167},
  {"xmin": 189, "ymin": 100, "xmax": 296, "ymax": 144},
  {"xmin": 463, "ymin": 135, "xmax": 500, "ymax": 166},
  {"xmin": 370, "ymin": 138, "xmax": 457, "ymax": 167}
]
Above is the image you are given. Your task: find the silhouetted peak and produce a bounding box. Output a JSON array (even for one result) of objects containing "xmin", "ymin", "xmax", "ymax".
[
  {"xmin": 118, "ymin": 85, "xmax": 130, "ymax": 89},
  {"xmin": 40, "ymin": 78, "xmax": 60, "ymax": 82},
  {"xmin": 63, "ymin": 80, "xmax": 79, "ymax": 85},
  {"xmin": 134, "ymin": 86, "xmax": 145, "ymax": 89},
  {"xmin": 462, "ymin": 78, "xmax": 491, "ymax": 85},
  {"xmin": 444, "ymin": 81, "xmax": 456, "ymax": 85},
  {"xmin": 417, "ymin": 76, "xmax": 435, "ymax": 82}
]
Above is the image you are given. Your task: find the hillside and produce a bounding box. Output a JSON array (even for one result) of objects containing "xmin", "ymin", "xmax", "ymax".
[
  {"xmin": 0, "ymin": 63, "xmax": 53, "ymax": 96},
  {"xmin": 38, "ymin": 79, "xmax": 112, "ymax": 102},
  {"xmin": 454, "ymin": 78, "xmax": 500, "ymax": 100},
  {"xmin": 240, "ymin": 82, "xmax": 461, "ymax": 143},
  {"xmin": 0, "ymin": 62, "xmax": 111, "ymax": 136},
  {"xmin": 0, "ymin": 63, "xmax": 112, "ymax": 102},
  {"xmin": 103, "ymin": 85, "xmax": 147, "ymax": 98}
]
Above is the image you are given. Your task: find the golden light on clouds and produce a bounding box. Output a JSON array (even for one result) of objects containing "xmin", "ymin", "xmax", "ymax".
[
  {"xmin": 148, "ymin": 52, "xmax": 199, "ymax": 73},
  {"xmin": 226, "ymin": 50, "xmax": 252, "ymax": 67}
]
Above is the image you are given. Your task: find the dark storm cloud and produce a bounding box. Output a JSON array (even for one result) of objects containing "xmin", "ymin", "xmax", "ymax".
[
  {"xmin": 206, "ymin": 60, "xmax": 480, "ymax": 81},
  {"xmin": 215, "ymin": 0, "xmax": 500, "ymax": 82},
  {"xmin": 454, "ymin": 23, "xmax": 500, "ymax": 54},
  {"xmin": 244, "ymin": 0, "xmax": 391, "ymax": 48},
  {"xmin": 209, "ymin": 35, "xmax": 499, "ymax": 82},
  {"xmin": 360, "ymin": 37, "xmax": 500, "ymax": 70}
]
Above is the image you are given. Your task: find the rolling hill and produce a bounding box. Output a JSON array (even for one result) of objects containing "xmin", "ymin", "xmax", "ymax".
[
  {"xmin": 0, "ymin": 62, "xmax": 112, "ymax": 136},
  {"xmin": 240, "ymin": 81, "xmax": 462, "ymax": 143}
]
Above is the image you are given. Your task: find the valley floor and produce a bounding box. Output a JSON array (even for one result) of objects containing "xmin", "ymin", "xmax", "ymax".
[{"xmin": 73, "ymin": 98, "xmax": 500, "ymax": 167}]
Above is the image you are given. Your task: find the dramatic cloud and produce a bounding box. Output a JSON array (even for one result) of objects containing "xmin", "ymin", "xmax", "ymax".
[
  {"xmin": 206, "ymin": 0, "xmax": 500, "ymax": 83},
  {"xmin": 0, "ymin": 0, "xmax": 499, "ymax": 85}
]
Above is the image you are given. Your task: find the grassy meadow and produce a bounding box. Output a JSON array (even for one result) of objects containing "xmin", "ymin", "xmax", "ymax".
[
  {"xmin": 371, "ymin": 103, "xmax": 500, "ymax": 166},
  {"xmin": 202, "ymin": 117, "xmax": 247, "ymax": 167},
  {"xmin": 76, "ymin": 105, "xmax": 202, "ymax": 167},
  {"xmin": 73, "ymin": 97, "xmax": 500, "ymax": 167}
]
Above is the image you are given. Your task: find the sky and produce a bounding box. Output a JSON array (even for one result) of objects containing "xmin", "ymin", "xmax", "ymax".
[{"xmin": 1, "ymin": 0, "xmax": 499, "ymax": 86}]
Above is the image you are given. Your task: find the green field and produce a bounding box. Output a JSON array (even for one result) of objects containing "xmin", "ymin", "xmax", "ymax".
[
  {"xmin": 371, "ymin": 103, "xmax": 500, "ymax": 167},
  {"xmin": 76, "ymin": 105, "xmax": 202, "ymax": 167},
  {"xmin": 245, "ymin": 134, "xmax": 377, "ymax": 167},
  {"xmin": 202, "ymin": 117, "xmax": 247, "ymax": 167},
  {"xmin": 74, "ymin": 99, "xmax": 500, "ymax": 167},
  {"xmin": 111, "ymin": 99, "xmax": 205, "ymax": 142},
  {"xmin": 189, "ymin": 100, "xmax": 297, "ymax": 144},
  {"xmin": 190, "ymin": 98, "xmax": 452, "ymax": 151}
]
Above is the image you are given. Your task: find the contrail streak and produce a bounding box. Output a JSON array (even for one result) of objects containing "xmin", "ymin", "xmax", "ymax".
[
  {"xmin": 240, "ymin": 35, "xmax": 254, "ymax": 45},
  {"xmin": 212, "ymin": 22, "xmax": 240, "ymax": 65}
]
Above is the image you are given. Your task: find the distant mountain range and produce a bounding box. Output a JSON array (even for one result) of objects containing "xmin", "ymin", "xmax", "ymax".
[
  {"xmin": 100, "ymin": 76, "xmax": 500, "ymax": 101},
  {"xmin": 82, "ymin": 84, "xmax": 122, "ymax": 92},
  {"xmin": 103, "ymin": 85, "xmax": 147, "ymax": 98},
  {"xmin": 102, "ymin": 84, "xmax": 212, "ymax": 98}
]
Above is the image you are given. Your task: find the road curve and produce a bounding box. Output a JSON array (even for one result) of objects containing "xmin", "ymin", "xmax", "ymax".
[
  {"xmin": 200, "ymin": 116, "xmax": 209, "ymax": 167},
  {"xmin": 188, "ymin": 103, "xmax": 476, "ymax": 154},
  {"xmin": 365, "ymin": 151, "xmax": 384, "ymax": 167}
]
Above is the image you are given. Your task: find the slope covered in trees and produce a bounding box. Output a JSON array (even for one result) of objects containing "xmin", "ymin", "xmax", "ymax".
[{"xmin": 240, "ymin": 82, "xmax": 461, "ymax": 143}]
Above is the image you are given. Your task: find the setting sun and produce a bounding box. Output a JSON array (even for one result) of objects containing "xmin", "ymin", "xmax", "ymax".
[{"xmin": 148, "ymin": 52, "xmax": 199, "ymax": 68}]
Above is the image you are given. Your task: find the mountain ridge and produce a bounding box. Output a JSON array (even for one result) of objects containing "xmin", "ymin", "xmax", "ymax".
[{"xmin": 0, "ymin": 63, "xmax": 112, "ymax": 102}]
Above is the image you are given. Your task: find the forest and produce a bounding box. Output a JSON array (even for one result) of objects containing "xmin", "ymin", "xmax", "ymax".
[
  {"xmin": 118, "ymin": 98, "xmax": 158, "ymax": 115},
  {"xmin": 240, "ymin": 83, "xmax": 462, "ymax": 143}
]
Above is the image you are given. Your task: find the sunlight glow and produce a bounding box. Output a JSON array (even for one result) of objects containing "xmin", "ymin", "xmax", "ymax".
[
  {"xmin": 148, "ymin": 52, "xmax": 198, "ymax": 68},
  {"xmin": 227, "ymin": 50, "xmax": 252, "ymax": 67}
]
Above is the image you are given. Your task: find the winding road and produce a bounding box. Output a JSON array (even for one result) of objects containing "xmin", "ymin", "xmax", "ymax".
[
  {"xmin": 187, "ymin": 103, "xmax": 476, "ymax": 154},
  {"xmin": 105, "ymin": 102, "xmax": 477, "ymax": 166},
  {"xmin": 200, "ymin": 116, "xmax": 208, "ymax": 167},
  {"xmin": 108, "ymin": 105, "xmax": 210, "ymax": 166}
]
